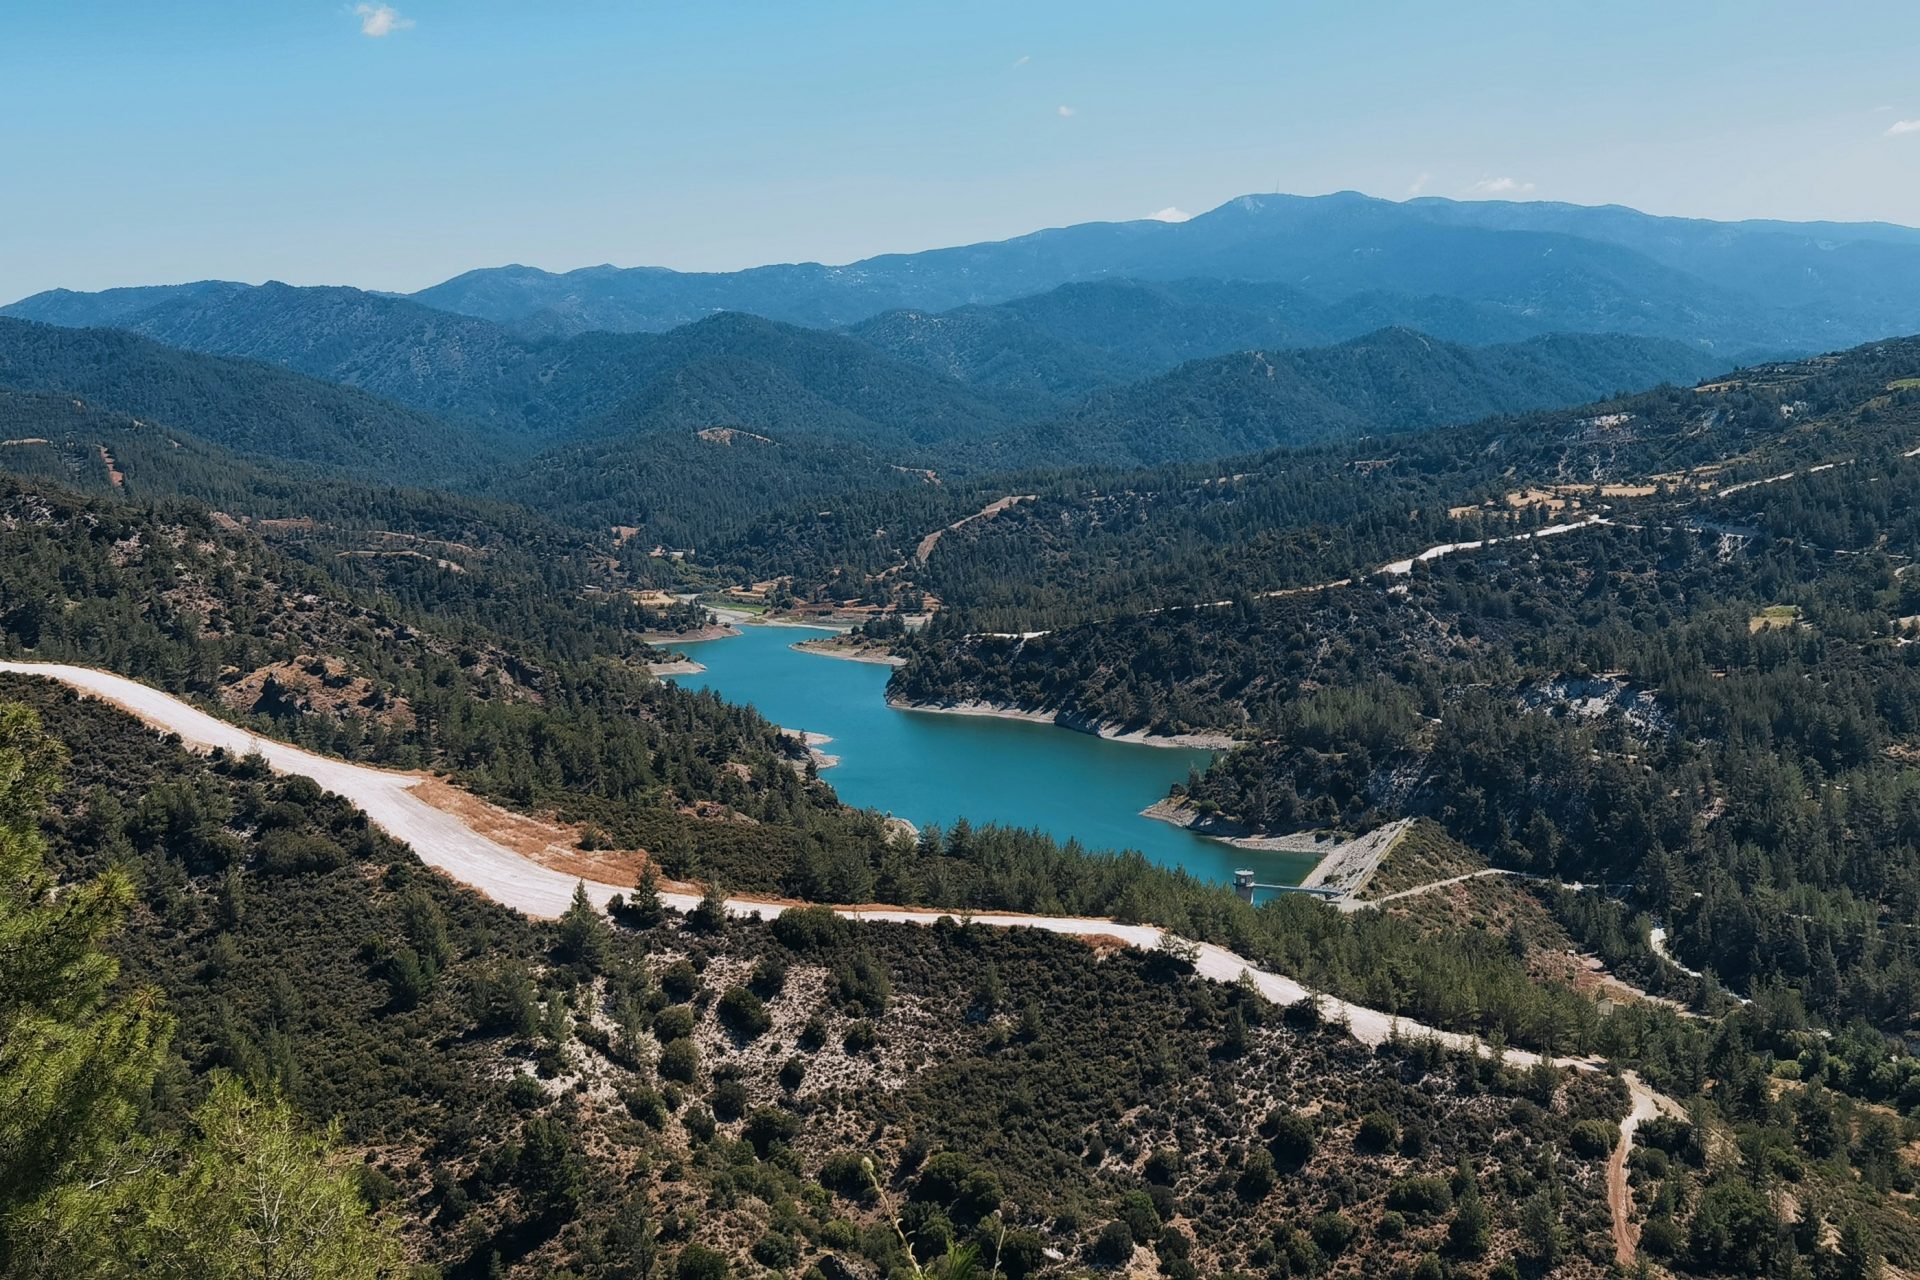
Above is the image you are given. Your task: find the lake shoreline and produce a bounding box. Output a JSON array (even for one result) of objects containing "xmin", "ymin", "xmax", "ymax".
[
  {"xmin": 673, "ymin": 625, "xmax": 1248, "ymax": 880},
  {"xmin": 886, "ymin": 696, "xmax": 1238, "ymax": 751}
]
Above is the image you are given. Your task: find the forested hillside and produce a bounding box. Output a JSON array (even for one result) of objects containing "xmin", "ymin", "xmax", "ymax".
[
  {"xmin": 888, "ymin": 336, "xmax": 1920, "ymax": 1043},
  {"xmin": 9, "ymin": 681, "xmax": 1679, "ymax": 1279},
  {"xmin": 968, "ymin": 328, "xmax": 1726, "ymax": 466},
  {"xmin": 847, "ymin": 278, "xmax": 1606, "ymax": 398},
  {"xmin": 0, "ymin": 317, "xmax": 506, "ymax": 482}
]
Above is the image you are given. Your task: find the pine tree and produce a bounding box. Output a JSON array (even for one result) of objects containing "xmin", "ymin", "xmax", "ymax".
[
  {"xmin": 557, "ymin": 880, "xmax": 610, "ymax": 972},
  {"xmin": 628, "ymin": 863, "xmax": 667, "ymax": 927},
  {"xmin": 0, "ymin": 705, "xmax": 171, "ymax": 1267}
]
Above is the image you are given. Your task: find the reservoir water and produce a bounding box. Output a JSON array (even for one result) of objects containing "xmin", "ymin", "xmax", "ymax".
[{"xmin": 671, "ymin": 625, "xmax": 1316, "ymax": 887}]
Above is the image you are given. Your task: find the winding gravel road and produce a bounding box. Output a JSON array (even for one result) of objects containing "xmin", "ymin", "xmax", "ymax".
[{"xmin": 2, "ymin": 659, "xmax": 1676, "ymax": 1253}]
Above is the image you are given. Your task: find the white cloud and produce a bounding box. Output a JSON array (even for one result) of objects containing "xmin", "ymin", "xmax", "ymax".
[
  {"xmin": 1407, "ymin": 171, "xmax": 1432, "ymax": 196},
  {"xmin": 1012, "ymin": 54, "xmax": 1030, "ymax": 67},
  {"xmin": 1885, "ymin": 119, "xmax": 1920, "ymax": 136},
  {"xmin": 1149, "ymin": 207, "xmax": 1192, "ymax": 223},
  {"xmin": 1057, "ymin": 104, "xmax": 1075, "ymax": 117},
  {"xmin": 1469, "ymin": 176, "xmax": 1535, "ymax": 195},
  {"xmin": 355, "ymin": 3, "xmax": 413, "ymax": 37}
]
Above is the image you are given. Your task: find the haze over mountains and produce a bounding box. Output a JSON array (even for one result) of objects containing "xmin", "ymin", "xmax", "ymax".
[
  {"xmin": 6, "ymin": 188, "xmax": 1920, "ymax": 547},
  {"xmin": 19, "ymin": 191, "xmax": 1917, "ymax": 357}
]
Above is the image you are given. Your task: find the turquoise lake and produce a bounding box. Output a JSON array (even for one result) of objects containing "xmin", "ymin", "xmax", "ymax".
[{"xmin": 671, "ymin": 625, "xmax": 1317, "ymax": 887}]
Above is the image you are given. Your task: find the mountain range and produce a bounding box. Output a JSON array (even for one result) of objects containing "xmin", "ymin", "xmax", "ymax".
[{"xmin": 15, "ymin": 191, "xmax": 1920, "ymax": 359}]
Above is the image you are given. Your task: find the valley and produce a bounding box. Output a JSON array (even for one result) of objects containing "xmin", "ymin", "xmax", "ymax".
[{"xmin": 10, "ymin": 184, "xmax": 1920, "ymax": 1280}]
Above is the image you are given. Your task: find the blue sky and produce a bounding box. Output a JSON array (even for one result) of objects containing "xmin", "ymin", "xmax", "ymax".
[{"xmin": 5, "ymin": 0, "xmax": 1918, "ymax": 299}]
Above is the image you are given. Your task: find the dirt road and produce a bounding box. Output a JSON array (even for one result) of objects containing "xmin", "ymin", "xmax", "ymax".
[{"xmin": 0, "ymin": 658, "xmax": 1680, "ymax": 1248}]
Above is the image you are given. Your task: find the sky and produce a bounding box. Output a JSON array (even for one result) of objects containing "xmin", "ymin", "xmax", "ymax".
[{"xmin": 5, "ymin": 0, "xmax": 1919, "ymax": 301}]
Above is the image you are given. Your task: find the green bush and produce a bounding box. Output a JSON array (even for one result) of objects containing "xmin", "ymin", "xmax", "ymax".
[
  {"xmin": 717, "ymin": 987, "xmax": 772, "ymax": 1040},
  {"xmin": 674, "ymin": 1244, "xmax": 729, "ymax": 1280},
  {"xmin": 653, "ymin": 1005, "xmax": 696, "ymax": 1043},
  {"xmin": 1093, "ymin": 1220, "xmax": 1135, "ymax": 1265},
  {"xmin": 1386, "ymin": 1175, "xmax": 1453, "ymax": 1218},
  {"xmin": 659, "ymin": 1038, "xmax": 700, "ymax": 1084},
  {"xmin": 1569, "ymin": 1118, "xmax": 1616, "ymax": 1158},
  {"xmin": 1309, "ymin": 1212, "xmax": 1356, "ymax": 1255},
  {"xmin": 1356, "ymin": 1110, "xmax": 1398, "ymax": 1151}
]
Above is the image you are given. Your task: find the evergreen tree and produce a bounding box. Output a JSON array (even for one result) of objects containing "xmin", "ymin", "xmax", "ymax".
[{"xmin": 0, "ymin": 704, "xmax": 171, "ymax": 1267}]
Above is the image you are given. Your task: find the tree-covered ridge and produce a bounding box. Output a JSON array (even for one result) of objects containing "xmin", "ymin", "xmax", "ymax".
[
  {"xmin": 762, "ymin": 333, "xmax": 1920, "ymax": 633},
  {"xmin": 842, "ymin": 277, "xmax": 1594, "ymax": 399},
  {"xmin": 0, "ymin": 388, "xmax": 713, "ymax": 647},
  {"xmin": 959, "ymin": 328, "xmax": 1727, "ymax": 468},
  {"xmin": 894, "ymin": 427, "xmax": 1920, "ymax": 1034},
  {"xmin": 0, "ymin": 477, "xmax": 880, "ymax": 857},
  {"xmin": 0, "ymin": 316, "xmax": 512, "ymax": 484}
]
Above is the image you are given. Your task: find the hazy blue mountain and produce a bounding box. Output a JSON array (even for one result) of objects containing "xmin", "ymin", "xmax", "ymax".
[
  {"xmin": 5, "ymin": 280, "xmax": 251, "ymax": 329},
  {"xmin": 980, "ymin": 327, "xmax": 1730, "ymax": 467},
  {"xmin": 393, "ymin": 192, "xmax": 1920, "ymax": 349},
  {"xmin": 16, "ymin": 194, "xmax": 1920, "ymax": 355}
]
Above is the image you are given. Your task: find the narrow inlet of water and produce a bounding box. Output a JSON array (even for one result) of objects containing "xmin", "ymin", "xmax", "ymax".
[{"xmin": 670, "ymin": 626, "xmax": 1315, "ymax": 888}]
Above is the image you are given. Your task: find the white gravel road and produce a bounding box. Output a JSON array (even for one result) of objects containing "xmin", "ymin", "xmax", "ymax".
[{"xmin": 0, "ymin": 659, "xmax": 1603, "ymax": 1074}]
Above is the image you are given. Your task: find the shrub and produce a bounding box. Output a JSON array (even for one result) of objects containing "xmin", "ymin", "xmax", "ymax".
[
  {"xmin": 506, "ymin": 1072, "xmax": 544, "ymax": 1111},
  {"xmin": 681, "ymin": 1107, "xmax": 716, "ymax": 1144},
  {"xmin": 1641, "ymin": 1216, "xmax": 1682, "ymax": 1258},
  {"xmin": 1093, "ymin": 1221, "xmax": 1135, "ymax": 1265},
  {"xmin": 751, "ymin": 1234, "xmax": 797, "ymax": 1269},
  {"xmin": 659, "ymin": 1039, "xmax": 700, "ymax": 1084},
  {"xmin": 817, "ymin": 1152, "xmax": 872, "ymax": 1198},
  {"xmin": 778, "ymin": 1056, "xmax": 806, "ymax": 1092},
  {"xmin": 1309, "ymin": 1212, "xmax": 1356, "ymax": 1255},
  {"xmin": 688, "ymin": 884, "xmax": 728, "ymax": 933},
  {"xmin": 750, "ymin": 956, "xmax": 787, "ymax": 997},
  {"xmin": 653, "ymin": 1005, "xmax": 696, "ymax": 1043},
  {"xmin": 998, "ymin": 1229, "xmax": 1048, "ymax": 1280},
  {"xmin": 1144, "ymin": 1147, "xmax": 1182, "ymax": 1184},
  {"xmin": 623, "ymin": 1087, "xmax": 667, "ymax": 1129},
  {"xmin": 717, "ymin": 987, "xmax": 772, "ymax": 1040},
  {"xmin": 1267, "ymin": 1111, "xmax": 1316, "ymax": 1167},
  {"xmin": 1388, "ymin": 1175, "xmax": 1454, "ymax": 1219},
  {"xmin": 773, "ymin": 905, "xmax": 852, "ymax": 951},
  {"xmin": 1569, "ymin": 1118, "xmax": 1616, "ymax": 1158},
  {"xmin": 1117, "ymin": 1190, "xmax": 1160, "ymax": 1242},
  {"xmin": 742, "ymin": 1107, "xmax": 799, "ymax": 1157},
  {"xmin": 913, "ymin": 1153, "xmax": 1002, "ymax": 1224},
  {"xmin": 832, "ymin": 951, "xmax": 891, "ymax": 1017},
  {"xmin": 674, "ymin": 1244, "xmax": 729, "ymax": 1280},
  {"xmin": 660, "ymin": 960, "xmax": 701, "ymax": 1004},
  {"xmin": 1356, "ymin": 1110, "xmax": 1398, "ymax": 1152},
  {"xmin": 1236, "ymin": 1150, "xmax": 1277, "ymax": 1201},
  {"xmin": 710, "ymin": 1076, "xmax": 749, "ymax": 1121}
]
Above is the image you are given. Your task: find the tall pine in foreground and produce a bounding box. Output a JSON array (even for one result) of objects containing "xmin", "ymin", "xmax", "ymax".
[
  {"xmin": 0, "ymin": 701, "xmax": 403, "ymax": 1278},
  {"xmin": 0, "ymin": 703, "xmax": 169, "ymax": 1268}
]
